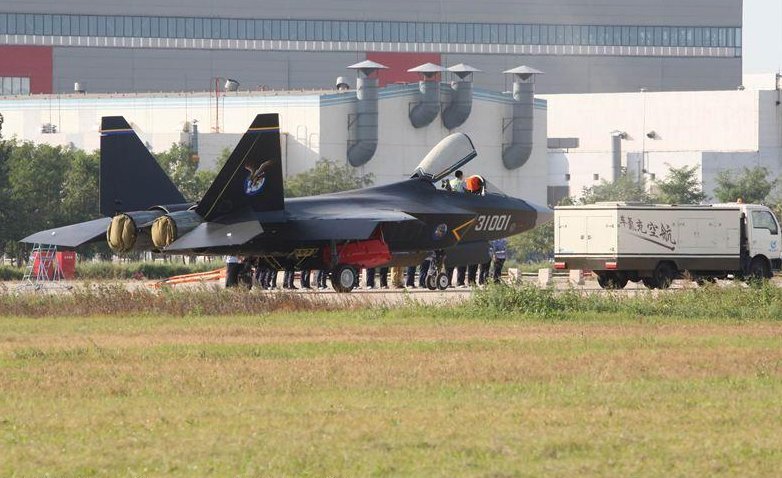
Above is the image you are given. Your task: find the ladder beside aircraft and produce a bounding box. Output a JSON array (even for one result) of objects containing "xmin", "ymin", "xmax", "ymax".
[{"xmin": 18, "ymin": 243, "xmax": 65, "ymax": 291}]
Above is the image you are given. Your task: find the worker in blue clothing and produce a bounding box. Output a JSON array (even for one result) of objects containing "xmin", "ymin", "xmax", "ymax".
[
  {"xmin": 300, "ymin": 268, "xmax": 312, "ymax": 289},
  {"xmin": 490, "ymin": 238, "xmax": 508, "ymax": 283},
  {"xmin": 315, "ymin": 269, "xmax": 328, "ymax": 290}
]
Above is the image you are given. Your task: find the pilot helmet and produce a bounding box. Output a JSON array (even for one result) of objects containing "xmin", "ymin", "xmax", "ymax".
[{"xmin": 465, "ymin": 175, "xmax": 484, "ymax": 194}]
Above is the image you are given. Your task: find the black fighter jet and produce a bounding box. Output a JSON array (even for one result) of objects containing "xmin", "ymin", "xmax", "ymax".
[{"xmin": 22, "ymin": 114, "xmax": 552, "ymax": 292}]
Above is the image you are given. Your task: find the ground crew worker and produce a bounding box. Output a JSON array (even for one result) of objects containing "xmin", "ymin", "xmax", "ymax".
[
  {"xmin": 366, "ymin": 268, "xmax": 376, "ymax": 289},
  {"xmin": 378, "ymin": 267, "xmax": 389, "ymax": 289},
  {"xmin": 478, "ymin": 259, "xmax": 491, "ymax": 285},
  {"xmin": 418, "ymin": 253, "xmax": 434, "ymax": 288},
  {"xmin": 316, "ymin": 269, "xmax": 328, "ymax": 290},
  {"xmin": 238, "ymin": 257, "xmax": 254, "ymax": 289},
  {"xmin": 405, "ymin": 265, "xmax": 417, "ymax": 288},
  {"xmin": 490, "ymin": 238, "xmax": 508, "ymax": 283},
  {"xmin": 283, "ymin": 266, "xmax": 296, "ymax": 289},
  {"xmin": 300, "ymin": 269, "xmax": 312, "ymax": 289},
  {"xmin": 267, "ymin": 268, "xmax": 279, "ymax": 290},
  {"xmin": 225, "ymin": 256, "xmax": 240, "ymax": 288},
  {"xmin": 455, "ymin": 265, "xmax": 467, "ymax": 288},
  {"xmin": 449, "ymin": 170, "xmax": 466, "ymax": 193},
  {"xmin": 254, "ymin": 261, "xmax": 266, "ymax": 287},
  {"xmin": 445, "ymin": 265, "xmax": 455, "ymax": 288},
  {"xmin": 467, "ymin": 263, "xmax": 479, "ymax": 286}
]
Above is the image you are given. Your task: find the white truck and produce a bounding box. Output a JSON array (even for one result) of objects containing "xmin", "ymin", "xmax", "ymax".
[{"xmin": 554, "ymin": 202, "xmax": 782, "ymax": 289}]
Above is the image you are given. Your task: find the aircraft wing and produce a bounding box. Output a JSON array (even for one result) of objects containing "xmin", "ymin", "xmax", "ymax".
[
  {"xmin": 20, "ymin": 217, "xmax": 111, "ymax": 248},
  {"xmin": 283, "ymin": 210, "xmax": 423, "ymax": 241}
]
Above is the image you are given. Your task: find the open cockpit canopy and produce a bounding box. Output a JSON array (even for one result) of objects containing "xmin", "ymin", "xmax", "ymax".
[{"xmin": 411, "ymin": 133, "xmax": 477, "ymax": 183}]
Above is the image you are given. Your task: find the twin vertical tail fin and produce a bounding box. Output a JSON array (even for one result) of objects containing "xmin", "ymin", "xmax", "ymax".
[
  {"xmin": 99, "ymin": 117, "xmax": 186, "ymax": 216},
  {"xmin": 195, "ymin": 114, "xmax": 284, "ymax": 221}
]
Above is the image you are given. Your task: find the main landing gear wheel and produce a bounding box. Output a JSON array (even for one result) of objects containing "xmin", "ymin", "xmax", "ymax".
[
  {"xmin": 425, "ymin": 274, "xmax": 438, "ymax": 291},
  {"xmin": 436, "ymin": 272, "xmax": 450, "ymax": 290},
  {"xmin": 331, "ymin": 265, "xmax": 357, "ymax": 293}
]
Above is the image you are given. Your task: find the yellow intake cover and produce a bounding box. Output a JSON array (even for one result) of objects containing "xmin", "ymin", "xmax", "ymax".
[
  {"xmin": 106, "ymin": 214, "xmax": 138, "ymax": 252},
  {"xmin": 151, "ymin": 215, "xmax": 178, "ymax": 249}
]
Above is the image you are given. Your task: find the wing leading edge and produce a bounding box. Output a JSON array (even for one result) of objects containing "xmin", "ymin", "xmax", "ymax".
[{"xmin": 20, "ymin": 217, "xmax": 112, "ymax": 248}]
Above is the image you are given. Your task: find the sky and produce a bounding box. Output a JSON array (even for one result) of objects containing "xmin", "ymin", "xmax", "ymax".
[{"xmin": 743, "ymin": 0, "xmax": 782, "ymax": 73}]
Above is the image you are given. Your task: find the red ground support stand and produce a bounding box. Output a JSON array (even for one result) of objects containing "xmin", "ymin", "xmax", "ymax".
[{"xmin": 324, "ymin": 239, "xmax": 392, "ymax": 269}]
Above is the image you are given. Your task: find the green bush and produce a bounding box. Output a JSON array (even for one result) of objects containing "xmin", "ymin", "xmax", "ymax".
[
  {"xmin": 75, "ymin": 261, "xmax": 219, "ymax": 280},
  {"xmin": 0, "ymin": 265, "xmax": 24, "ymax": 281},
  {"xmin": 471, "ymin": 282, "xmax": 782, "ymax": 320}
]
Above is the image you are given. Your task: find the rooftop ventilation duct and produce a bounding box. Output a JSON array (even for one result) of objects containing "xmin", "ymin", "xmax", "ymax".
[
  {"xmin": 502, "ymin": 66, "xmax": 543, "ymax": 170},
  {"xmin": 224, "ymin": 79, "xmax": 240, "ymax": 92},
  {"xmin": 335, "ymin": 76, "xmax": 350, "ymax": 91},
  {"xmin": 346, "ymin": 60, "xmax": 388, "ymax": 167},
  {"xmin": 407, "ymin": 63, "xmax": 445, "ymax": 129},
  {"xmin": 442, "ymin": 64, "xmax": 481, "ymax": 130}
]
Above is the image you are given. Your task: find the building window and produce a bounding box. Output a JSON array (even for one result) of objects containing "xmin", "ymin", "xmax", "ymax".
[
  {"xmin": 0, "ymin": 11, "xmax": 742, "ymax": 56},
  {"xmin": 1, "ymin": 76, "xmax": 31, "ymax": 95}
]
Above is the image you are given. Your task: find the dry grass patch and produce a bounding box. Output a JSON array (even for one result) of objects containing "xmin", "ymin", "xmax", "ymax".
[{"xmin": 2, "ymin": 313, "xmax": 782, "ymax": 476}]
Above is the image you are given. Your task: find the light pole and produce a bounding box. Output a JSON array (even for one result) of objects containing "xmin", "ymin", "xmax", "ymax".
[{"xmin": 640, "ymin": 87, "xmax": 648, "ymax": 183}]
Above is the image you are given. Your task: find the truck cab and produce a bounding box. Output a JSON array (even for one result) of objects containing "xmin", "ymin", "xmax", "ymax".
[{"xmin": 740, "ymin": 204, "xmax": 782, "ymax": 275}]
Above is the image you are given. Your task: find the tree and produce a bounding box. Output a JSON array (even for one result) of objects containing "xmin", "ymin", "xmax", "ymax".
[
  {"xmin": 579, "ymin": 174, "xmax": 652, "ymax": 205},
  {"xmin": 285, "ymin": 159, "xmax": 374, "ymax": 198},
  {"xmin": 713, "ymin": 167, "xmax": 777, "ymax": 204},
  {"xmin": 654, "ymin": 164, "xmax": 707, "ymax": 204},
  {"xmin": 61, "ymin": 149, "xmax": 100, "ymax": 224},
  {"xmin": 0, "ymin": 138, "xmax": 12, "ymax": 257},
  {"xmin": 508, "ymin": 221, "xmax": 554, "ymax": 263},
  {"xmin": 156, "ymin": 142, "xmax": 216, "ymax": 202},
  {"xmin": 506, "ymin": 197, "xmax": 572, "ymax": 264}
]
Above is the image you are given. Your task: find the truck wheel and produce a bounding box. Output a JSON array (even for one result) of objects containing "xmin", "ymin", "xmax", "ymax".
[
  {"xmin": 597, "ymin": 272, "xmax": 628, "ymax": 290},
  {"xmin": 748, "ymin": 258, "xmax": 771, "ymax": 282},
  {"xmin": 642, "ymin": 278, "xmax": 658, "ymax": 289},
  {"xmin": 654, "ymin": 263, "xmax": 676, "ymax": 290},
  {"xmin": 331, "ymin": 265, "xmax": 357, "ymax": 293}
]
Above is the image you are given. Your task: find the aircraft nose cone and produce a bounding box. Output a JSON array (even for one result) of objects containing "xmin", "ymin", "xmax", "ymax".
[{"xmin": 532, "ymin": 202, "xmax": 554, "ymax": 227}]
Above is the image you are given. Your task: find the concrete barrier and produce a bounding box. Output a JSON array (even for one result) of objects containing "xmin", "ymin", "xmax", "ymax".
[
  {"xmin": 569, "ymin": 269, "xmax": 585, "ymax": 286},
  {"xmin": 538, "ymin": 268, "xmax": 553, "ymax": 287}
]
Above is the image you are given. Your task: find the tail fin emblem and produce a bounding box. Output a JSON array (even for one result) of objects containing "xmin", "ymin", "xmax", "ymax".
[{"xmin": 244, "ymin": 160, "xmax": 276, "ymax": 196}]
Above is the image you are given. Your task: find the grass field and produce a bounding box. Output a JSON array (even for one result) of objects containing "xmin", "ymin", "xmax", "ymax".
[{"xmin": 2, "ymin": 301, "xmax": 782, "ymax": 477}]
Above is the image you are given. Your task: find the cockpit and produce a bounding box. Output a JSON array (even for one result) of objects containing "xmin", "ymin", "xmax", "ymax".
[
  {"xmin": 410, "ymin": 133, "xmax": 507, "ymax": 197},
  {"xmin": 411, "ymin": 133, "xmax": 477, "ymax": 183}
]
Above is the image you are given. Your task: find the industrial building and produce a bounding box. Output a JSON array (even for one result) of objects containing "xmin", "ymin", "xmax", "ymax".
[
  {"xmin": 545, "ymin": 74, "xmax": 782, "ymax": 203},
  {"xmin": 0, "ymin": 0, "xmax": 743, "ymax": 95}
]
